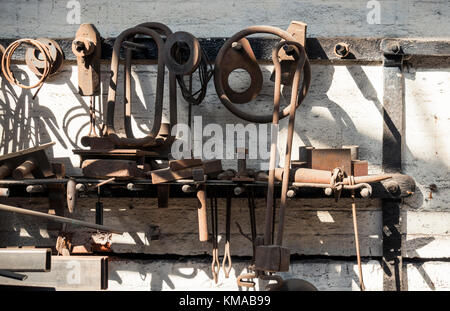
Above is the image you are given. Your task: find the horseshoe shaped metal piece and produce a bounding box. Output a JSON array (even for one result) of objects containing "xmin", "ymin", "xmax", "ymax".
[
  {"xmin": 120, "ymin": 23, "xmax": 178, "ymax": 153},
  {"xmin": 214, "ymin": 25, "xmax": 311, "ymax": 123},
  {"xmin": 104, "ymin": 26, "xmax": 167, "ymax": 148}
]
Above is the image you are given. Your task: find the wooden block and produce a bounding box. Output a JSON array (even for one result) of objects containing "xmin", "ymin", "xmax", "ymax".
[
  {"xmin": 151, "ymin": 160, "xmax": 222, "ymax": 184},
  {"xmin": 352, "ymin": 160, "xmax": 369, "ymax": 177},
  {"xmin": 81, "ymin": 159, "xmax": 145, "ymax": 179}
]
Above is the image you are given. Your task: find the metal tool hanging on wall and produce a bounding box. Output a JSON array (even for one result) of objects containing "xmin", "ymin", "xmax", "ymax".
[
  {"xmin": 214, "ymin": 23, "xmax": 310, "ymax": 124},
  {"xmin": 100, "ymin": 23, "xmax": 174, "ymax": 150},
  {"xmin": 163, "ymin": 31, "xmax": 214, "ymax": 107},
  {"xmin": 255, "ymin": 39, "xmax": 311, "ymax": 274},
  {"xmin": 214, "ymin": 22, "xmax": 315, "ymax": 290},
  {"xmin": 72, "ymin": 24, "xmax": 103, "ymax": 148},
  {"xmin": 1, "ymin": 38, "xmax": 64, "ymax": 98}
]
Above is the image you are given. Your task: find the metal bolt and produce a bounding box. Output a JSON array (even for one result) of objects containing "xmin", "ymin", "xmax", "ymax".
[
  {"xmin": 334, "ymin": 42, "xmax": 350, "ymax": 58},
  {"xmin": 232, "ymin": 42, "xmax": 242, "ymax": 50},
  {"xmin": 234, "ymin": 187, "xmax": 245, "ymax": 196},
  {"xmin": 360, "ymin": 188, "xmax": 371, "ymax": 198},
  {"xmin": 287, "ymin": 188, "xmax": 297, "ymax": 198},
  {"xmin": 283, "ymin": 44, "xmax": 295, "ymax": 56},
  {"xmin": 182, "ymin": 184, "xmax": 196, "ymax": 193},
  {"xmin": 387, "ymin": 42, "xmax": 401, "ymax": 54}
]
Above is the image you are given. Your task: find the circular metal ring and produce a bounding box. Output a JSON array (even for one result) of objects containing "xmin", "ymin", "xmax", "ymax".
[
  {"xmin": 1, "ymin": 38, "xmax": 51, "ymax": 90},
  {"xmin": 214, "ymin": 26, "xmax": 311, "ymax": 123},
  {"xmin": 164, "ymin": 31, "xmax": 201, "ymax": 75},
  {"xmin": 25, "ymin": 38, "xmax": 64, "ymax": 76},
  {"xmin": 219, "ymin": 38, "xmax": 263, "ymax": 104}
]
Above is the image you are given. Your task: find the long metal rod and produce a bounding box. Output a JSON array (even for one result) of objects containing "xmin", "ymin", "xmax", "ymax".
[
  {"xmin": 263, "ymin": 42, "xmax": 282, "ymax": 245},
  {"xmin": 276, "ymin": 42, "xmax": 308, "ymax": 246},
  {"xmin": 0, "ymin": 270, "xmax": 27, "ymax": 281},
  {"xmin": 0, "ymin": 203, "xmax": 122, "ymax": 233},
  {"xmin": 351, "ymin": 177, "xmax": 366, "ymax": 291}
]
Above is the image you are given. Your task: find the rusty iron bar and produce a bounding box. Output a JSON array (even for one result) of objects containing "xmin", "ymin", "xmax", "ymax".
[
  {"xmin": 350, "ymin": 175, "xmax": 366, "ymax": 291},
  {"xmin": 270, "ymin": 41, "xmax": 310, "ymax": 247},
  {"xmin": 0, "ymin": 203, "xmax": 122, "ymax": 233},
  {"xmin": 222, "ymin": 186, "xmax": 232, "ymax": 278},
  {"xmin": 210, "ymin": 189, "xmax": 220, "ymax": 284}
]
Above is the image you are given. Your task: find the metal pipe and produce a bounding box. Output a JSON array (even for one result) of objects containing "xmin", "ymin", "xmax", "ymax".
[
  {"xmin": 0, "ymin": 248, "xmax": 51, "ymax": 272},
  {"xmin": 0, "ymin": 188, "xmax": 9, "ymax": 197},
  {"xmin": 0, "ymin": 203, "xmax": 122, "ymax": 233}
]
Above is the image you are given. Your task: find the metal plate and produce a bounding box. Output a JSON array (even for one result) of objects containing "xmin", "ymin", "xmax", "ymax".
[
  {"xmin": 0, "ymin": 256, "xmax": 108, "ymax": 290},
  {"xmin": 0, "ymin": 248, "xmax": 51, "ymax": 272},
  {"xmin": 310, "ymin": 149, "xmax": 352, "ymax": 175}
]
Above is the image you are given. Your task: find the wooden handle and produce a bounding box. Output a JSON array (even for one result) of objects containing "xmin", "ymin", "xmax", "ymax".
[{"xmin": 196, "ymin": 184, "xmax": 208, "ymax": 242}]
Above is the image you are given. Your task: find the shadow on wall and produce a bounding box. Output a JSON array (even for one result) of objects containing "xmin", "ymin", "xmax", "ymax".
[
  {"xmin": 108, "ymin": 259, "xmax": 257, "ymax": 291},
  {"xmin": 0, "ymin": 62, "xmax": 445, "ymax": 290}
]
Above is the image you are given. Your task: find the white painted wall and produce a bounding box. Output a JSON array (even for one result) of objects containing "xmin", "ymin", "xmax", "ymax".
[{"xmin": 1, "ymin": 0, "xmax": 449, "ymax": 38}]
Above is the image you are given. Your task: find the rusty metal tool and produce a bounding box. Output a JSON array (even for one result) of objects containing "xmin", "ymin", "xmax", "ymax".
[
  {"xmin": 164, "ymin": 31, "xmax": 202, "ymax": 75},
  {"xmin": 1, "ymin": 39, "xmax": 56, "ymax": 98},
  {"xmin": 72, "ymin": 23, "xmax": 101, "ymax": 96},
  {"xmin": 0, "ymin": 203, "xmax": 121, "ymax": 233},
  {"xmin": 236, "ymin": 187, "xmax": 260, "ymax": 288},
  {"xmin": 121, "ymin": 23, "xmax": 177, "ymax": 150},
  {"xmin": 164, "ymin": 31, "xmax": 213, "ymax": 106},
  {"xmin": 210, "ymin": 188, "xmax": 220, "ymax": 283},
  {"xmin": 214, "ymin": 25, "xmax": 311, "ymax": 123},
  {"xmin": 25, "ymin": 38, "xmax": 64, "ymax": 77},
  {"xmin": 270, "ymin": 21, "xmax": 307, "ymax": 86},
  {"xmin": 350, "ymin": 175, "xmax": 366, "ymax": 291},
  {"xmin": 222, "ymin": 186, "xmax": 232, "ymax": 278},
  {"xmin": 104, "ymin": 26, "xmax": 166, "ymax": 148},
  {"xmin": 256, "ymin": 40, "xmax": 310, "ymax": 273}
]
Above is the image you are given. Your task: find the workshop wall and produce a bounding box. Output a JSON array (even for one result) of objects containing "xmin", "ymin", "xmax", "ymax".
[{"xmin": 0, "ymin": 0, "xmax": 449, "ymax": 291}]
